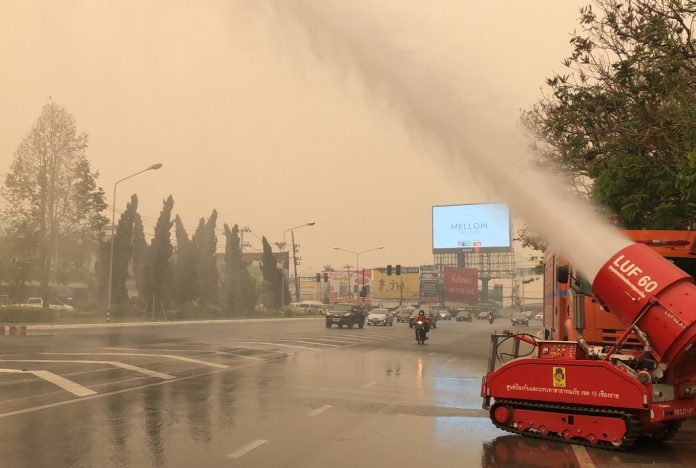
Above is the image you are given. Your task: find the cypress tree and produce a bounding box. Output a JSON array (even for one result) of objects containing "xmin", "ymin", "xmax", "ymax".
[
  {"xmin": 223, "ymin": 223, "xmax": 257, "ymax": 314},
  {"xmin": 111, "ymin": 194, "xmax": 138, "ymax": 306},
  {"xmin": 132, "ymin": 213, "xmax": 149, "ymax": 305},
  {"xmin": 145, "ymin": 195, "xmax": 174, "ymax": 312}
]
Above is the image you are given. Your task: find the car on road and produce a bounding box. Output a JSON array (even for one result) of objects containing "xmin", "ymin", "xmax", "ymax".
[
  {"xmin": 367, "ymin": 308, "xmax": 393, "ymax": 326},
  {"xmin": 456, "ymin": 311, "xmax": 472, "ymax": 322},
  {"xmin": 437, "ymin": 310, "xmax": 451, "ymax": 320},
  {"xmin": 325, "ymin": 303, "xmax": 367, "ymax": 329},
  {"xmin": 534, "ymin": 312, "xmax": 543, "ymax": 321},
  {"xmin": 23, "ymin": 297, "xmax": 75, "ymax": 312},
  {"xmin": 395, "ymin": 307, "xmax": 415, "ymax": 323},
  {"xmin": 511, "ymin": 312, "xmax": 529, "ymax": 327},
  {"xmin": 477, "ymin": 311, "xmax": 491, "ymax": 320}
]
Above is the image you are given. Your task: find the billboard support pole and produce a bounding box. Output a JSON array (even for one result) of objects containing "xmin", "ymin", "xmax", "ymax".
[
  {"xmin": 362, "ymin": 268, "xmax": 365, "ymax": 303},
  {"xmin": 399, "ymin": 271, "xmax": 403, "ymax": 307}
]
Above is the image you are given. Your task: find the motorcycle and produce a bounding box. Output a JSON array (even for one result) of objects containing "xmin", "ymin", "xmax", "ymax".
[{"xmin": 415, "ymin": 320, "xmax": 428, "ymax": 345}]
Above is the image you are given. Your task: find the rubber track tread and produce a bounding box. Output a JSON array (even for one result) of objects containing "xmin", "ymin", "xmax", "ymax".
[{"xmin": 491, "ymin": 399, "xmax": 642, "ymax": 450}]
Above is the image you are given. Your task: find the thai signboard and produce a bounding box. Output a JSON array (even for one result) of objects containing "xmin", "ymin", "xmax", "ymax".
[
  {"xmin": 444, "ymin": 267, "xmax": 478, "ymax": 302},
  {"xmin": 372, "ymin": 267, "xmax": 420, "ymax": 302}
]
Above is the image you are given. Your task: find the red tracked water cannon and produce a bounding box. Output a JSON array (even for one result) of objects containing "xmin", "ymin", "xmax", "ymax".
[
  {"xmin": 593, "ymin": 243, "xmax": 696, "ymax": 384},
  {"xmin": 481, "ymin": 243, "xmax": 696, "ymax": 449}
]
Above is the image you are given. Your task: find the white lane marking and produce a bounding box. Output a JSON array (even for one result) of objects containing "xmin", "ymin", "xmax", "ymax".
[
  {"xmin": 0, "ymin": 360, "xmax": 174, "ymax": 380},
  {"xmin": 307, "ymin": 404, "xmax": 333, "ymax": 416},
  {"xmin": 0, "ymin": 360, "xmax": 261, "ymax": 419},
  {"xmin": 296, "ymin": 337, "xmax": 365, "ymax": 344},
  {"xmin": 363, "ymin": 381, "xmax": 377, "ymax": 389},
  {"xmin": 284, "ymin": 340, "xmax": 340, "ymax": 347},
  {"xmin": 45, "ymin": 352, "xmax": 229, "ymax": 369},
  {"xmin": 101, "ymin": 347, "xmax": 266, "ymax": 362},
  {"xmin": 572, "ymin": 444, "xmax": 596, "ymax": 468},
  {"xmin": 0, "ymin": 369, "xmax": 96, "ymax": 397},
  {"xmin": 225, "ymin": 439, "xmax": 268, "ymax": 459},
  {"xmin": 231, "ymin": 341, "xmax": 320, "ymax": 350}
]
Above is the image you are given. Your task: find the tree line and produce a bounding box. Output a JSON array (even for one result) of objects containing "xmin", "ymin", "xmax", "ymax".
[{"xmin": 0, "ymin": 102, "xmax": 290, "ymax": 315}]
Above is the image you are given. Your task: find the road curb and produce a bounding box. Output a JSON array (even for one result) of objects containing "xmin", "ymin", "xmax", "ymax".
[{"xmin": 29, "ymin": 317, "xmax": 321, "ymax": 331}]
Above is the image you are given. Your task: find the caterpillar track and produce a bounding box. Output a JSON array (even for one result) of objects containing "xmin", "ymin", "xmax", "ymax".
[{"xmin": 490, "ymin": 399, "xmax": 642, "ymax": 450}]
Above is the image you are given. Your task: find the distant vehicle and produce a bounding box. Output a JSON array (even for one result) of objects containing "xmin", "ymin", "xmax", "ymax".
[
  {"xmin": 534, "ymin": 312, "xmax": 543, "ymax": 321},
  {"xmin": 511, "ymin": 312, "xmax": 529, "ymax": 327},
  {"xmin": 23, "ymin": 297, "xmax": 74, "ymax": 311},
  {"xmin": 367, "ymin": 308, "xmax": 393, "ymax": 326},
  {"xmin": 325, "ymin": 303, "xmax": 367, "ymax": 329},
  {"xmin": 477, "ymin": 311, "xmax": 490, "ymax": 320},
  {"xmin": 395, "ymin": 307, "xmax": 415, "ymax": 323},
  {"xmin": 25, "ymin": 297, "xmax": 43, "ymax": 308},
  {"xmin": 294, "ymin": 301, "xmax": 326, "ymax": 315},
  {"xmin": 456, "ymin": 311, "xmax": 472, "ymax": 322},
  {"xmin": 410, "ymin": 310, "xmax": 436, "ymax": 328},
  {"xmin": 437, "ymin": 310, "xmax": 451, "ymax": 320}
]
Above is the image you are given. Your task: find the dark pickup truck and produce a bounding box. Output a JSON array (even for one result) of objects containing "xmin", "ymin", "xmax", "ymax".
[{"xmin": 325, "ymin": 303, "xmax": 367, "ymax": 329}]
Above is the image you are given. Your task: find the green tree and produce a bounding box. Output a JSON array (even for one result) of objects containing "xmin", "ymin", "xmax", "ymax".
[
  {"xmin": 2, "ymin": 101, "xmax": 107, "ymax": 306},
  {"xmin": 172, "ymin": 215, "xmax": 196, "ymax": 309},
  {"xmin": 145, "ymin": 196, "xmax": 174, "ymax": 312},
  {"xmin": 132, "ymin": 213, "xmax": 149, "ymax": 304},
  {"xmin": 260, "ymin": 236, "xmax": 289, "ymax": 309},
  {"xmin": 223, "ymin": 224, "xmax": 258, "ymax": 314},
  {"xmin": 191, "ymin": 210, "xmax": 219, "ymax": 305},
  {"xmin": 110, "ymin": 194, "xmax": 139, "ymax": 306},
  {"xmin": 523, "ymin": 0, "xmax": 696, "ymax": 229}
]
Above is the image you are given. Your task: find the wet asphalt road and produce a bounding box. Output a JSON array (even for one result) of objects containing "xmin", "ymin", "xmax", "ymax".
[{"xmin": 0, "ymin": 318, "xmax": 695, "ymax": 468}]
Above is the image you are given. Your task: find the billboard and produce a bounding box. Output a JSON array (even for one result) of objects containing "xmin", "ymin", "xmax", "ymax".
[
  {"xmin": 420, "ymin": 265, "xmax": 440, "ymax": 302},
  {"xmin": 444, "ymin": 267, "xmax": 478, "ymax": 302},
  {"xmin": 432, "ymin": 203, "xmax": 511, "ymax": 252},
  {"xmin": 372, "ymin": 267, "xmax": 420, "ymax": 302}
]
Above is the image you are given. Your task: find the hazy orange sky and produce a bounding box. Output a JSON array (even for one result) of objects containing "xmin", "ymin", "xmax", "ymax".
[{"xmin": 0, "ymin": 0, "xmax": 587, "ymax": 274}]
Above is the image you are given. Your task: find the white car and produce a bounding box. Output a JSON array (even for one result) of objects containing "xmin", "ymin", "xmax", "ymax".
[
  {"xmin": 534, "ymin": 312, "xmax": 543, "ymax": 320},
  {"xmin": 24, "ymin": 297, "xmax": 75, "ymax": 311}
]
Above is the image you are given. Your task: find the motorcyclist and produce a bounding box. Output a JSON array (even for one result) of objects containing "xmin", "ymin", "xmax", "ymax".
[
  {"xmin": 488, "ymin": 312, "xmax": 495, "ymax": 324},
  {"xmin": 415, "ymin": 310, "xmax": 430, "ymax": 341}
]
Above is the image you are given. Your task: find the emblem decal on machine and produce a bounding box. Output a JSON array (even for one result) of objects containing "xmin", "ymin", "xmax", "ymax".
[{"xmin": 553, "ymin": 367, "xmax": 566, "ymax": 388}]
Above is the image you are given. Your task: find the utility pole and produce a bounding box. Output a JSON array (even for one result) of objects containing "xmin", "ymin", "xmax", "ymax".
[
  {"xmin": 239, "ymin": 226, "xmax": 251, "ymax": 253},
  {"xmin": 292, "ymin": 230, "xmax": 300, "ymax": 302}
]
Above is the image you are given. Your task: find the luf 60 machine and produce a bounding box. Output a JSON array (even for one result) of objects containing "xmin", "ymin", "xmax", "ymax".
[{"xmin": 482, "ymin": 243, "xmax": 696, "ymax": 448}]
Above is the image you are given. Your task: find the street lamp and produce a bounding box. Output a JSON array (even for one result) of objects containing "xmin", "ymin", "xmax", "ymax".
[
  {"xmin": 333, "ymin": 246, "xmax": 384, "ymax": 302},
  {"xmin": 106, "ymin": 163, "xmax": 163, "ymax": 322},
  {"xmin": 280, "ymin": 221, "xmax": 315, "ymax": 308}
]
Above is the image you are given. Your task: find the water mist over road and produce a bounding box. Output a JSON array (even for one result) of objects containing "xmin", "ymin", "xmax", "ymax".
[{"xmin": 261, "ymin": 0, "xmax": 630, "ymax": 280}]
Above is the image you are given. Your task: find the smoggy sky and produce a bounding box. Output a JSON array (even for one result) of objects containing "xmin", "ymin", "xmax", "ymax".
[{"xmin": 0, "ymin": 0, "xmax": 588, "ymax": 274}]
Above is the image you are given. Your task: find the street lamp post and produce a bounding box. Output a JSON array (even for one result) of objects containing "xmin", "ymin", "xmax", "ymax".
[
  {"xmin": 280, "ymin": 221, "xmax": 315, "ymax": 308},
  {"xmin": 106, "ymin": 163, "xmax": 163, "ymax": 323},
  {"xmin": 333, "ymin": 246, "xmax": 384, "ymax": 303}
]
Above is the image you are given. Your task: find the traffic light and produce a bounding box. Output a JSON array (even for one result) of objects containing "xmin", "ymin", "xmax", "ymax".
[
  {"xmin": 316, "ymin": 273, "xmax": 321, "ymax": 283},
  {"xmin": 387, "ymin": 265, "xmax": 392, "ymax": 275},
  {"xmin": 323, "ymin": 273, "xmax": 329, "ymax": 283},
  {"xmin": 395, "ymin": 264, "xmax": 401, "ymax": 275}
]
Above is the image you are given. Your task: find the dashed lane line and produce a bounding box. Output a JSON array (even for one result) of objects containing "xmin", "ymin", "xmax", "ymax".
[
  {"xmin": 307, "ymin": 404, "xmax": 333, "ymax": 416},
  {"xmin": 225, "ymin": 439, "xmax": 268, "ymax": 459},
  {"xmin": 229, "ymin": 341, "xmax": 321, "ymax": 351},
  {"xmin": 44, "ymin": 352, "xmax": 229, "ymax": 369},
  {"xmin": 0, "ymin": 360, "xmax": 174, "ymax": 380},
  {"xmin": 0, "ymin": 369, "xmax": 96, "ymax": 397},
  {"xmin": 572, "ymin": 444, "xmax": 596, "ymax": 468},
  {"xmin": 363, "ymin": 381, "xmax": 377, "ymax": 388}
]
